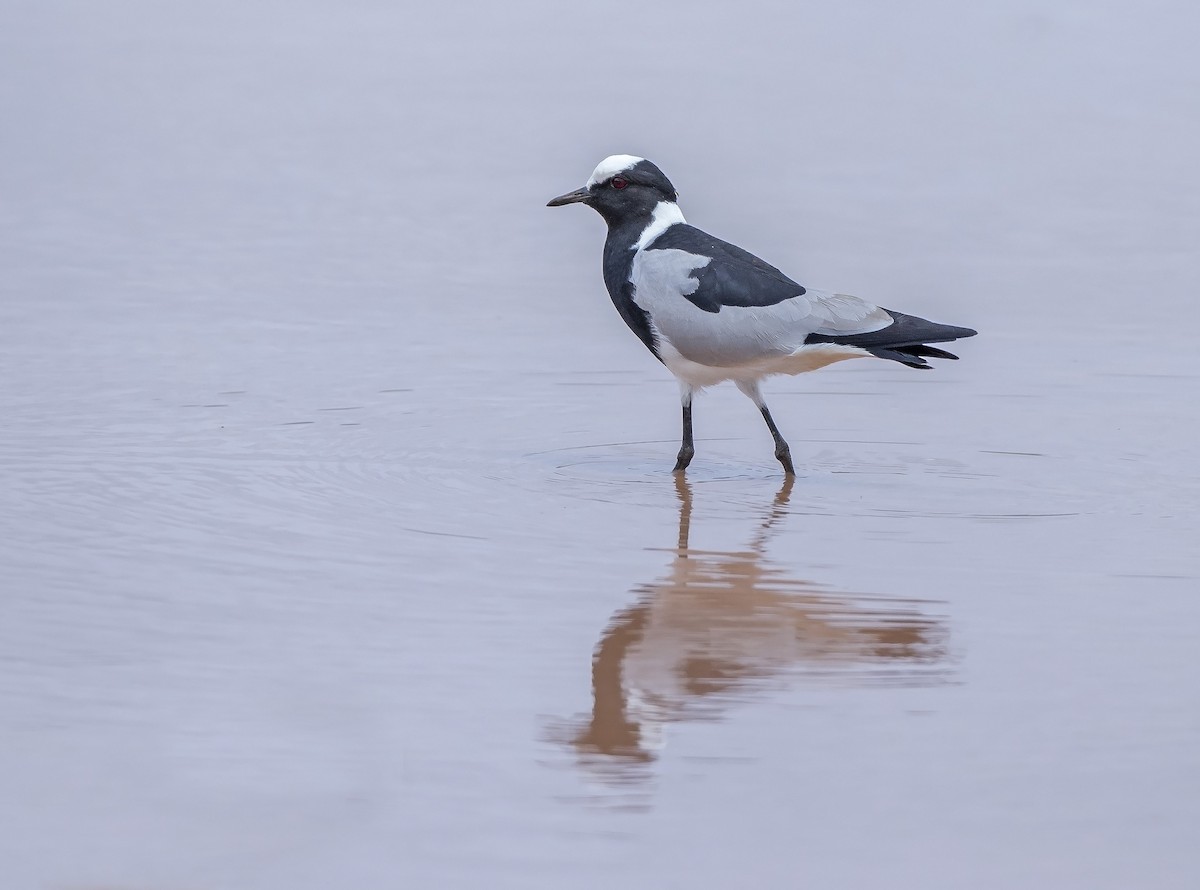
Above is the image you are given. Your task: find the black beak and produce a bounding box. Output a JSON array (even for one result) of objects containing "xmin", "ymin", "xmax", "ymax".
[{"xmin": 546, "ymin": 187, "xmax": 590, "ymax": 207}]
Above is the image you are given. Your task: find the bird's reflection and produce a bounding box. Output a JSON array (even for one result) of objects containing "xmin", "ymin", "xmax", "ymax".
[{"xmin": 563, "ymin": 476, "xmax": 948, "ymax": 779}]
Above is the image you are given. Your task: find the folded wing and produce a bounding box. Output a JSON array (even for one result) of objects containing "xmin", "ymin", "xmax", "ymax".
[{"xmin": 636, "ymin": 225, "xmax": 976, "ymax": 369}]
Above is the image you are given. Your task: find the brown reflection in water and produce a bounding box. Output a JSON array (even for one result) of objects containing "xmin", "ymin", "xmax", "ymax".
[{"xmin": 564, "ymin": 476, "xmax": 948, "ymax": 775}]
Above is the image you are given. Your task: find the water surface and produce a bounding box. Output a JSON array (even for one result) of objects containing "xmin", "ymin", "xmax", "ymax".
[{"xmin": 1, "ymin": 2, "xmax": 1198, "ymax": 888}]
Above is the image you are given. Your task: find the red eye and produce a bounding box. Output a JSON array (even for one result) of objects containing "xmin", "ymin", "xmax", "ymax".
[{"xmin": 611, "ymin": 176, "xmax": 628, "ymax": 190}]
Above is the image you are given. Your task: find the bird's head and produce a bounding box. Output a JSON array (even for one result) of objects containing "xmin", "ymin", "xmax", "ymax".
[{"xmin": 547, "ymin": 155, "xmax": 679, "ymax": 226}]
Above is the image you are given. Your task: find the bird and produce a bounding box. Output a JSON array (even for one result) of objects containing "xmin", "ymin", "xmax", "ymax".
[{"xmin": 547, "ymin": 155, "xmax": 977, "ymax": 476}]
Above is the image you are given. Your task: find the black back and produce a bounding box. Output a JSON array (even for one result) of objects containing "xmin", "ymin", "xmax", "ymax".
[{"xmin": 645, "ymin": 225, "xmax": 807, "ymax": 313}]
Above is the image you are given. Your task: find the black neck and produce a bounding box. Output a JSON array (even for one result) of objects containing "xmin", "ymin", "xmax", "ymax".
[{"xmin": 599, "ymin": 212, "xmax": 662, "ymax": 362}]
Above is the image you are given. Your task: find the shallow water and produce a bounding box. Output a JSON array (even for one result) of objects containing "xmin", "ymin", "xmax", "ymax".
[{"xmin": 2, "ymin": 1, "xmax": 1199, "ymax": 888}]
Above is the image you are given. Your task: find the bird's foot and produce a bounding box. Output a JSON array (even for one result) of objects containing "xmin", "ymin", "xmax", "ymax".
[
  {"xmin": 775, "ymin": 448, "xmax": 795, "ymax": 476},
  {"xmin": 673, "ymin": 446, "xmax": 695, "ymax": 473}
]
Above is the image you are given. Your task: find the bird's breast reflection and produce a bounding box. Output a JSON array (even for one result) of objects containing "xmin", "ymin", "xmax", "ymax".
[{"xmin": 563, "ymin": 476, "xmax": 949, "ymax": 779}]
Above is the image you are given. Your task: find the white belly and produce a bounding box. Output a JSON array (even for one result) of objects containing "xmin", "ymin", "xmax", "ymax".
[{"xmin": 657, "ymin": 338, "xmax": 871, "ymax": 388}]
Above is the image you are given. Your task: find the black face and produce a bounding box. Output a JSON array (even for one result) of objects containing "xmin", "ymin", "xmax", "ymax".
[{"xmin": 547, "ymin": 159, "xmax": 679, "ymax": 228}]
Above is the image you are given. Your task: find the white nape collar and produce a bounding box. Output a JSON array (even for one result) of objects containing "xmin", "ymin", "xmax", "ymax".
[{"xmin": 634, "ymin": 202, "xmax": 687, "ymax": 250}]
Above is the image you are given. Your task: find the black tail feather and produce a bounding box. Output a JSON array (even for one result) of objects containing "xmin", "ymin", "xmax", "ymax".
[
  {"xmin": 903, "ymin": 344, "xmax": 959, "ymax": 360},
  {"xmin": 865, "ymin": 343, "xmax": 961, "ymax": 369},
  {"xmin": 806, "ymin": 308, "xmax": 976, "ymax": 370},
  {"xmin": 866, "ymin": 348, "xmax": 933, "ymax": 369}
]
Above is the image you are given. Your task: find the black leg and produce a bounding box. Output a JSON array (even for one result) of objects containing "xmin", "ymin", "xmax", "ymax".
[
  {"xmin": 673, "ymin": 400, "xmax": 695, "ymax": 473},
  {"xmin": 758, "ymin": 404, "xmax": 795, "ymax": 476},
  {"xmin": 735, "ymin": 380, "xmax": 796, "ymax": 477}
]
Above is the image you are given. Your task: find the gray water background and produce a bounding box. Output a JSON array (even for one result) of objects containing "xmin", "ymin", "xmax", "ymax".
[{"xmin": 2, "ymin": 1, "xmax": 1199, "ymax": 888}]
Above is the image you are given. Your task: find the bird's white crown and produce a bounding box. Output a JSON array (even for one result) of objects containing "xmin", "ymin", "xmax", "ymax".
[{"xmin": 586, "ymin": 154, "xmax": 645, "ymax": 188}]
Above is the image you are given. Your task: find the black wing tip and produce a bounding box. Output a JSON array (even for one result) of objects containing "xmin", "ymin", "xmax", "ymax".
[
  {"xmin": 880, "ymin": 311, "xmax": 978, "ymax": 344},
  {"xmin": 904, "ymin": 323, "xmax": 977, "ymax": 344},
  {"xmin": 806, "ymin": 316, "xmax": 978, "ymax": 353}
]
